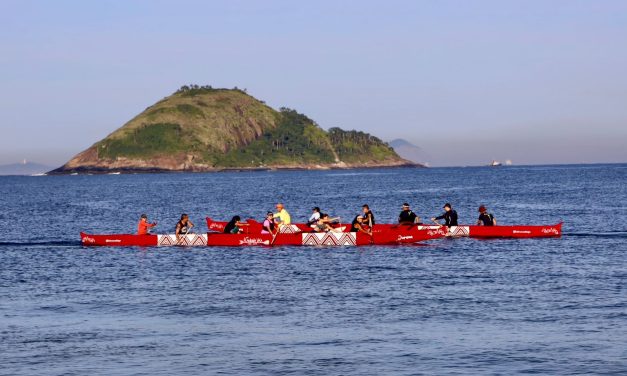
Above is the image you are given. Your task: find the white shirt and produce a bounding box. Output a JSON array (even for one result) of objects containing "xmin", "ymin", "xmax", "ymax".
[{"xmin": 309, "ymin": 212, "xmax": 321, "ymax": 223}]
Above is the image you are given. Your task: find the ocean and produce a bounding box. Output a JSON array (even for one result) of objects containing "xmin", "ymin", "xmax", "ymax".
[{"xmin": 1, "ymin": 164, "xmax": 626, "ymax": 375}]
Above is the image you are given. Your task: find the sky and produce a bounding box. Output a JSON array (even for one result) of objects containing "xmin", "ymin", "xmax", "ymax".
[{"xmin": 1, "ymin": 0, "xmax": 626, "ymax": 167}]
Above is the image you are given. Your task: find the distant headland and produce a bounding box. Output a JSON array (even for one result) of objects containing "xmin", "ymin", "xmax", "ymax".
[{"xmin": 49, "ymin": 85, "xmax": 421, "ymax": 174}]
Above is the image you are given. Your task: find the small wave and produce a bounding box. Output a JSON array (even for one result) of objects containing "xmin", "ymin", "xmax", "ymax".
[
  {"xmin": 565, "ymin": 232, "xmax": 627, "ymax": 239},
  {"xmin": 0, "ymin": 241, "xmax": 81, "ymax": 247}
]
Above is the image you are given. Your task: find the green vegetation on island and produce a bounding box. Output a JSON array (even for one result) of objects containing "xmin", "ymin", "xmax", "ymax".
[{"xmin": 51, "ymin": 85, "xmax": 415, "ymax": 173}]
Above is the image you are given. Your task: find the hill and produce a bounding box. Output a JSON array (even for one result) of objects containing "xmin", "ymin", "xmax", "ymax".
[
  {"xmin": 389, "ymin": 139, "xmax": 431, "ymax": 166},
  {"xmin": 50, "ymin": 86, "xmax": 418, "ymax": 174}
]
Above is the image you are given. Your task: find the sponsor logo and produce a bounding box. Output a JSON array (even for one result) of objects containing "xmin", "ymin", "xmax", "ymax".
[
  {"xmin": 239, "ymin": 237, "xmax": 270, "ymax": 245},
  {"xmin": 83, "ymin": 236, "xmax": 95, "ymax": 243},
  {"xmin": 427, "ymin": 229, "xmax": 446, "ymax": 236},
  {"xmin": 397, "ymin": 235, "xmax": 414, "ymax": 241},
  {"xmin": 512, "ymin": 230, "xmax": 531, "ymax": 234},
  {"xmin": 209, "ymin": 223, "xmax": 222, "ymax": 230},
  {"xmin": 541, "ymin": 228, "xmax": 559, "ymax": 235},
  {"xmin": 105, "ymin": 239, "xmax": 121, "ymax": 243}
]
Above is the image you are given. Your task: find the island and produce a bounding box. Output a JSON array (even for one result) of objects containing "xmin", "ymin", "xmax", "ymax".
[{"xmin": 49, "ymin": 86, "xmax": 421, "ymax": 174}]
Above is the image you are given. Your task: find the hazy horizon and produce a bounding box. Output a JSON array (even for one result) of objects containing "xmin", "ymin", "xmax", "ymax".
[{"xmin": 2, "ymin": 0, "xmax": 626, "ymax": 167}]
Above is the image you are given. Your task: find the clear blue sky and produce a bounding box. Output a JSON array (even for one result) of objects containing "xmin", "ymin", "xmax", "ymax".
[{"xmin": 1, "ymin": 0, "xmax": 626, "ymax": 166}]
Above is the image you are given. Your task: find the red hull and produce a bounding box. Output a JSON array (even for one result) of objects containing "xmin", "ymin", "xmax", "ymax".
[
  {"xmin": 206, "ymin": 217, "xmax": 562, "ymax": 238},
  {"xmin": 465, "ymin": 223, "xmax": 562, "ymax": 238},
  {"xmin": 81, "ymin": 232, "xmax": 158, "ymax": 246},
  {"xmin": 206, "ymin": 226, "xmax": 447, "ymax": 246},
  {"xmin": 80, "ymin": 226, "xmax": 447, "ymax": 247}
]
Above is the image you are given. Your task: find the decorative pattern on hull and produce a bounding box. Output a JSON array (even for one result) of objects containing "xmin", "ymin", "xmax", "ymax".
[
  {"xmin": 302, "ymin": 232, "xmax": 357, "ymax": 246},
  {"xmin": 447, "ymin": 226, "xmax": 470, "ymax": 237},
  {"xmin": 418, "ymin": 225, "xmax": 470, "ymax": 237},
  {"xmin": 278, "ymin": 225, "xmax": 303, "ymax": 234},
  {"xmin": 157, "ymin": 234, "xmax": 208, "ymax": 246}
]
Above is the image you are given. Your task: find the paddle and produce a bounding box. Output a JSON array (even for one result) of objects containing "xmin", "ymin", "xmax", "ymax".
[
  {"xmin": 177, "ymin": 223, "xmax": 193, "ymax": 245},
  {"xmin": 177, "ymin": 228, "xmax": 188, "ymax": 245},
  {"xmin": 270, "ymin": 229, "xmax": 279, "ymax": 246}
]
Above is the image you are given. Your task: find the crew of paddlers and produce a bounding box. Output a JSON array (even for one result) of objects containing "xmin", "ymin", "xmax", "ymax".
[{"xmin": 137, "ymin": 202, "xmax": 497, "ymax": 238}]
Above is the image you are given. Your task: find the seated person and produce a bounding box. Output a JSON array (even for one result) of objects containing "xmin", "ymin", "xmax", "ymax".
[
  {"xmin": 223, "ymin": 216, "xmax": 249, "ymax": 234},
  {"xmin": 361, "ymin": 204, "xmax": 375, "ymax": 228},
  {"xmin": 432, "ymin": 203, "xmax": 458, "ymax": 227},
  {"xmin": 307, "ymin": 207, "xmax": 321, "ymax": 226},
  {"xmin": 175, "ymin": 214, "xmax": 194, "ymax": 242},
  {"xmin": 477, "ymin": 205, "xmax": 496, "ymax": 226},
  {"xmin": 398, "ymin": 203, "xmax": 419, "ymax": 224},
  {"xmin": 261, "ymin": 212, "xmax": 276, "ymax": 234},
  {"xmin": 312, "ymin": 214, "xmax": 342, "ymax": 233},
  {"xmin": 137, "ymin": 214, "xmax": 157, "ymax": 235},
  {"xmin": 351, "ymin": 215, "xmax": 372, "ymax": 235}
]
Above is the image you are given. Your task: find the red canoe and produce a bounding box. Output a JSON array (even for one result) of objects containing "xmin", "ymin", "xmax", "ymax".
[
  {"xmin": 80, "ymin": 226, "xmax": 447, "ymax": 247},
  {"xmin": 80, "ymin": 232, "xmax": 209, "ymax": 247},
  {"xmin": 465, "ymin": 223, "xmax": 562, "ymax": 238},
  {"xmin": 206, "ymin": 217, "xmax": 563, "ymax": 238}
]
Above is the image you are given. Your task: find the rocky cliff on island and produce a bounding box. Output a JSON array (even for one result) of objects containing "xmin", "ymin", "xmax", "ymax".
[{"xmin": 50, "ymin": 86, "xmax": 420, "ymax": 174}]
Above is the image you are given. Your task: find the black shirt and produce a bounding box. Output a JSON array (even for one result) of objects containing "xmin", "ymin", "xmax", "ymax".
[
  {"xmin": 351, "ymin": 215, "xmax": 362, "ymax": 232},
  {"xmin": 176, "ymin": 220, "xmax": 189, "ymax": 234},
  {"xmin": 478, "ymin": 212, "xmax": 494, "ymax": 226},
  {"xmin": 224, "ymin": 219, "xmax": 238, "ymax": 234},
  {"xmin": 436, "ymin": 210, "xmax": 458, "ymax": 226},
  {"xmin": 362, "ymin": 210, "xmax": 375, "ymax": 226},
  {"xmin": 398, "ymin": 210, "xmax": 417, "ymax": 224}
]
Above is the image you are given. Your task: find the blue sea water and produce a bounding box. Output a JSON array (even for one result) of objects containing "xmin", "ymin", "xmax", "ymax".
[{"xmin": 0, "ymin": 164, "xmax": 626, "ymax": 375}]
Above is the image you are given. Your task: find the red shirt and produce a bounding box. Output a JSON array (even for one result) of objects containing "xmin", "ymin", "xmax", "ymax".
[{"xmin": 137, "ymin": 220, "xmax": 156, "ymax": 235}]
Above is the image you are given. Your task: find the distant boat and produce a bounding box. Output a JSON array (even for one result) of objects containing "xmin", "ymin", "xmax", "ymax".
[
  {"xmin": 108, "ymin": 172, "xmax": 121, "ymax": 175},
  {"xmin": 505, "ymin": 160, "xmax": 513, "ymax": 166},
  {"xmin": 489, "ymin": 160, "xmax": 502, "ymax": 167},
  {"xmin": 30, "ymin": 173, "xmax": 47, "ymax": 176}
]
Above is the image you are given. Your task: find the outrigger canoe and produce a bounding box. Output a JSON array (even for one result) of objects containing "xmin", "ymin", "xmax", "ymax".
[
  {"xmin": 206, "ymin": 217, "xmax": 563, "ymax": 239},
  {"xmin": 80, "ymin": 226, "xmax": 447, "ymax": 247}
]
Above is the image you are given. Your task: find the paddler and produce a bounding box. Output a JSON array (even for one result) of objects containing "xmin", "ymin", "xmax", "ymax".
[
  {"xmin": 477, "ymin": 205, "xmax": 497, "ymax": 226},
  {"xmin": 273, "ymin": 203, "xmax": 291, "ymax": 227},
  {"xmin": 432, "ymin": 203, "xmax": 458, "ymax": 227},
  {"xmin": 175, "ymin": 214, "xmax": 194, "ymax": 241},
  {"xmin": 261, "ymin": 212, "xmax": 276, "ymax": 234},
  {"xmin": 313, "ymin": 213, "xmax": 342, "ymax": 233},
  {"xmin": 223, "ymin": 216, "xmax": 249, "ymax": 234},
  {"xmin": 351, "ymin": 215, "xmax": 372, "ymax": 235},
  {"xmin": 362, "ymin": 204, "xmax": 375, "ymax": 228},
  {"xmin": 307, "ymin": 207, "xmax": 321, "ymax": 226},
  {"xmin": 398, "ymin": 203, "xmax": 419, "ymax": 224},
  {"xmin": 137, "ymin": 214, "xmax": 157, "ymax": 235}
]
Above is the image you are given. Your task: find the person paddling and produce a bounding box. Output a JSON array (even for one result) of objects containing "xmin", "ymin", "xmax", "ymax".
[
  {"xmin": 261, "ymin": 212, "xmax": 276, "ymax": 234},
  {"xmin": 175, "ymin": 214, "xmax": 194, "ymax": 242},
  {"xmin": 432, "ymin": 203, "xmax": 458, "ymax": 227},
  {"xmin": 477, "ymin": 205, "xmax": 497, "ymax": 226},
  {"xmin": 351, "ymin": 215, "xmax": 372, "ymax": 235},
  {"xmin": 307, "ymin": 207, "xmax": 321, "ymax": 226},
  {"xmin": 362, "ymin": 204, "xmax": 375, "ymax": 228},
  {"xmin": 313, "ymin": 213, "xmax": 340, "ymax": 233},
  {"xmin": 223, "ymin": 216, "xmax": 249, "ymax": 234},
  {"xmin": 398, "ymin": 203, "xmax": 419, "ymax": 224},
  {"xmin": 137, "ymin": 214, "xmax": 157, "ymax": 235},
  {"xmin": 273, "ymin": 203, "xmax": 291, "ymax": 228}
]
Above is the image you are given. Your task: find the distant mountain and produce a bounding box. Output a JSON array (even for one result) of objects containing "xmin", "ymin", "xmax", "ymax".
[
  {"xmin": 50, "ymin": 85, "xmax": 417, "ymax": 174},
  {"xmin": 389, "ymin": 139, "xmax": 431, "ymax": 165},
  {"xmin": 0, "ymin": 161, "xmax": 52, "ymax": 176}
]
